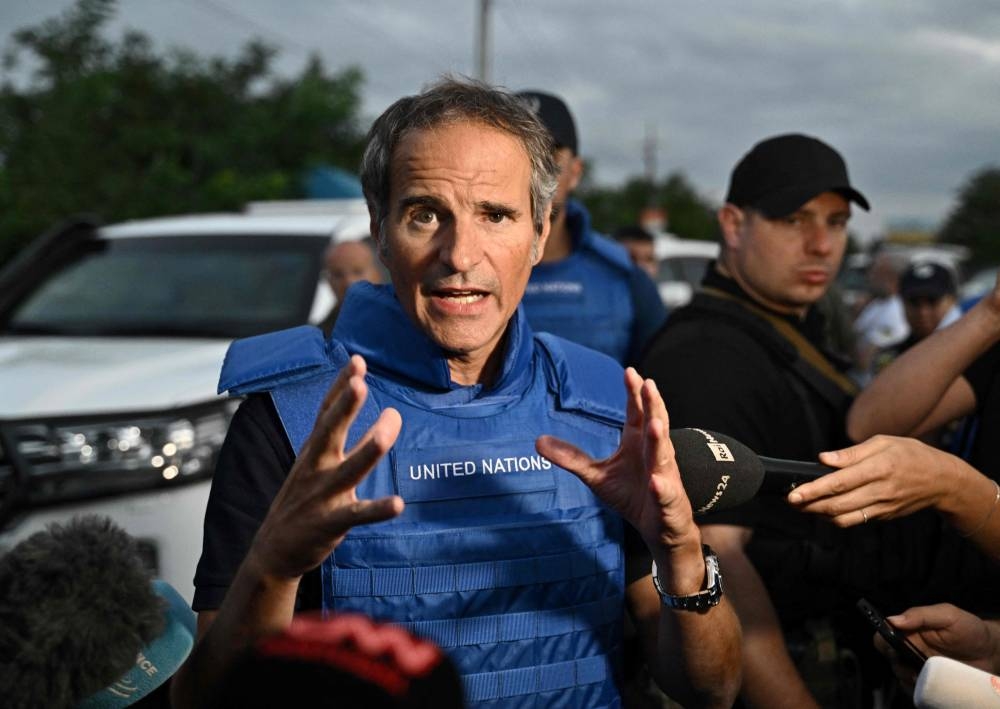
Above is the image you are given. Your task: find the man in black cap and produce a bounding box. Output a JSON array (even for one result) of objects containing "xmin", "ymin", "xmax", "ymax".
[
  {"xmin": 641, "ymin": 134, "xmax": 881, "ymax": 708},
  {"xmin": 870, "ymin": 261, "xmax": 960, "ymax": 376},
  {"xmin": 516, "ymin": 90, "xmax": 666, "ymax": 366}
]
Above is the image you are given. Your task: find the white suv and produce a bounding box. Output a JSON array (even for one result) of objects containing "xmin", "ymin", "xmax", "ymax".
[
  {"xmin": 652, "ymin": 232, "xmax": 719, "ymax": 308},
  {"xmin": 0, "ymin": 208, "xmax": 370, "ymax": 601}
]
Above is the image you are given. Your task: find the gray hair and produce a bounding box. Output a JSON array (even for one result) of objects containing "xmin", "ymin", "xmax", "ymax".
[{"xmin": 360, "ymin": 76, "xmax": 559, "ymax": 240}]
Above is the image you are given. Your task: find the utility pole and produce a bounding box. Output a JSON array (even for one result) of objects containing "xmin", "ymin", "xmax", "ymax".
[
  {"xmin": 643, "ymin": 121, "xmax": 657, "ymax": 184},
  {"xmin": 476, "ymin": 0, "xmax": 492, "ymax": 82},
  {"xmin": 641, "ymin": 122, "xmax": 667, "ymax": 232}
]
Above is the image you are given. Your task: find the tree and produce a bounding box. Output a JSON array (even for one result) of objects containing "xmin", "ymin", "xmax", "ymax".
[
  {"xmin": 0, "ymin": 0, "xmax": 367, "ymax": 267},
  {"xmin": 938, "ymin": 166, "xmax": 1000, "ymax": 267},
  {"xmin": 580, "ymin": 171, "xmax": 718, "ymax": 242}
]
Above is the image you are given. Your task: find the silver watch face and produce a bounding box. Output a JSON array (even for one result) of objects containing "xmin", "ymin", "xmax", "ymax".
[
  {"xmin": 705, "ymin": 551, "xmax": 721, "ymax": 585},
  {"xmin": 652, "ymin": 546, "xmax": 723, "ymax": 610}
]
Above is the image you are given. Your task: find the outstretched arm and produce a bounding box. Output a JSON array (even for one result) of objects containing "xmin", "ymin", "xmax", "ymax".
[
  {"xmin": 171, "ymin": 356, "xmax": 403, "ymax": 709},
  {"xmin": 788, "ymin": 435, "xmax": 1000, "ymax": 559},
  {"xmin": 847, "ymin": 272, "xmax": 1000, "ymax": 441},
  {"xmin": 537, "ymin": 368, "xmax": 742, "ymax": 708}
]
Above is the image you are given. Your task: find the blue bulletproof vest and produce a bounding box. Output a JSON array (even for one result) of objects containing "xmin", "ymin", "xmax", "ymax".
[
  {"xmin": 219, "ymin": 284, "xmax": 629, "ymax": 708},
  {"xmin": 522, "ymin": 200, "xmax": 637, "ymax": 363}
]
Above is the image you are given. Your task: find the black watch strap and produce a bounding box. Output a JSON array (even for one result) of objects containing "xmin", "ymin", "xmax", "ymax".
[{"xmin": 651, "ymin": 544, "xmax": 724, "ymax": 611}]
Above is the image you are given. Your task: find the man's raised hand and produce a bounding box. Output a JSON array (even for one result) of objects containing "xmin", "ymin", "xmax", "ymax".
[
  {"xmin": 249, "ymin": 355, "xmax": 403, "ymax": 581},
  {"xmin": 536, "ymin": 367, "xmax": 697, "ymax": 553}
]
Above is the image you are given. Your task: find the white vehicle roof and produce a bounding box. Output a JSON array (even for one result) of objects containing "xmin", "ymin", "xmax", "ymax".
[
  {"xmin": 244, "ymin": 197, "xmax": 369, "ymax": 218},
  {"xmin": 653, "ymin": 232, "xmax": 719, "ymax": 260},
  {"xmin": 101, "ymin": 211, "xmax": 371, "ymax": 242}
]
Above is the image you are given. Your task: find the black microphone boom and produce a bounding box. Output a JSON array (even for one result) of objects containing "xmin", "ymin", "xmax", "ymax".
[{"xmin": 756, "ymin": 455, "xmax": 836, "ymax": 494}]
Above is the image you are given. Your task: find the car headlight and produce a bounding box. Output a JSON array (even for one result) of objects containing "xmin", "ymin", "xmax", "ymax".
[{"xmin": 0, "ymin": 399, "xmax": 240, "ymax": 513}]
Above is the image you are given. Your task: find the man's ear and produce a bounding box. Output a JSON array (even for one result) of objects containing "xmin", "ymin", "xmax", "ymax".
[
  {"xmin": 369, "ymin": 210, "xmax": 388, "ymax": 266},
  {"xmin": 532, "ymin": 204, "xmax": 553, "ymax": 265},
  {"xmin": 566, "ymin": 155, "xmax": 584, "ymax": 193},
  {"xmin": 717, "ymin": 204, "xmax": 746, "ymax": 252}
]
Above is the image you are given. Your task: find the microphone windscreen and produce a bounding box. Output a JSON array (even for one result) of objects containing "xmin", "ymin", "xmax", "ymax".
[
  {"xmin": 669, "ymin": 428, "xmax": 765, "ymax": 516},
  {"xmin": 0, "ymin": 515, "xmax": 167, "ymax": 708},
  {"xmin": 78, "ymin": 579, "xmax": 197, "ymax": 708},
  {"xmin": 915, "ymin": 655, "xmax": 1000, "ymax": 709}
]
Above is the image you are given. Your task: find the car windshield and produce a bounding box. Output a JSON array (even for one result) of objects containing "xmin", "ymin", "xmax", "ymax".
[{"xmin": 2, "ymin": 234, "xmax": 327, "ymax": 339}]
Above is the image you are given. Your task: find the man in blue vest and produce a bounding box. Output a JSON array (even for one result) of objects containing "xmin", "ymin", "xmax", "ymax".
[
  {"xmin": 516, "ymin": 90, "xmax": 666, "ymax": 366},
  {"xmin": 172, "ymin": 78, "xmax": 740, "ymax": 708}
]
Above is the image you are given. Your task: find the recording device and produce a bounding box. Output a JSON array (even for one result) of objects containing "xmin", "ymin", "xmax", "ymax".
[
  {"xmin": 856, "ymin": 597, "xmax": 928, "ymax": 670},
  {"xmin": 669, "ymin": 427, "xmax": 835, "ymax": 516},
  {"xmin": 915, "ymin": 655, "xmax": 1000, "ymax": 709}
]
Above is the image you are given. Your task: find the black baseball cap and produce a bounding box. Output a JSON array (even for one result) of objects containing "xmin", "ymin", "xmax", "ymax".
[
  {"xmin": 900, "ymin": 261, "xmax": 956, "ymax": 300},
  {"xmin": 725, "ymin": 133, "xmax": 870, "ymax": 218},
  {"xmin": 517, "ymin": 90, "xmax": 578, "ymax": 155}
]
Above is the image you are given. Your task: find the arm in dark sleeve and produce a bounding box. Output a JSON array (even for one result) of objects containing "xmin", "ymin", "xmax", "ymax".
[
  {"xmin": 625, "ymin": 266, "xmax": 669, "ymax": 367},
  {"xmin": 193, "ymin": 394, "xmax": 294, "ymax": 612}
]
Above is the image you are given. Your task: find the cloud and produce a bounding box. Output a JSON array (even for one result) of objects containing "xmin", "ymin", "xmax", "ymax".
[
  {"xmin": 2, "ymin": 0, "xmax": 998, "ymax": 241},
  {"xmin": 911, "ymin": 28, "xmax": 1000, "ymax": 65}
]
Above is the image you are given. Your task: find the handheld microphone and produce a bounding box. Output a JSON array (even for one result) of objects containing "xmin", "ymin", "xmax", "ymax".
[
  {"xmin": 669, "ymin": 428, "xmax": 834, "ymax": 516},
  {"xmin": 915, "ymin": 655, "xmax": 1000, "ymax": 709},
  {"xmin": 0, "ymin": 515, "xmax": 195, "ymax": 708}
]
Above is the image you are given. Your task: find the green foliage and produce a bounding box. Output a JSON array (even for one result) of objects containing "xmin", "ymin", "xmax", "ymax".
[
  {"xmin": 579, "ymin": 172, "xmax": 718, "ymax": 241},
  {"xmin": 0, "ymin": 0, "xmax": 366, "ymax": 267},
  {"xmin": 938, "ymin": 166, "xmax": 1000, "ymax": 267}
]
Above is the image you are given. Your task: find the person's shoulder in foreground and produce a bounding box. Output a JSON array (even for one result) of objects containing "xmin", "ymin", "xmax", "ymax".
[{"xmin": 173, "ymin": 76, "xmax": 740, "ymax": 709}]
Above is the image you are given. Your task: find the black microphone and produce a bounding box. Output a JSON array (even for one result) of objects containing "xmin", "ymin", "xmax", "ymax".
[{"xmin": 669, "ymin": 428, "xmax": 835, "ymax": 516}]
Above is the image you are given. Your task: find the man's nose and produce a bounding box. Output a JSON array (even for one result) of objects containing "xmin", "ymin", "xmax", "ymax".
[
  {"xmin": 804, "ymin": 222, "xmax": 834, "ymax": 255},
  {"xmin": 439, "ymin": 217, "xmax": 484, "ymax": 272}
]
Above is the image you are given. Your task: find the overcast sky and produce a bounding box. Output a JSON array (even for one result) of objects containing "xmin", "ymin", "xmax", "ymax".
[{"xmin": 3, "ymin": 0, "xmax": 999, "ymax": 243}]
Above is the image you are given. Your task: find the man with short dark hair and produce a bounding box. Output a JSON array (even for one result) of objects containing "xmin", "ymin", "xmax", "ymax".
[
  {"xmin": 516, "ymin": 90, "xmax": 666, "ymax": 366},
  {"xmin": 853, "ymin": 249, "xmax": 909, "ymax": 380},
  {"xmin": 613, "ymin": 224, "xmax": 659, "ymax": 280},
  {"xmin": 870, "ymin": 261, "xmax": 959, "ymax": 375},
  {"xmin": 172, "ymin": 78, "xmax": 741, "ymax": 709},
  {"xmin": 317, "ymin": 239, "xmax": 382, "ymax": 336},
  {"xmin": 641, "ymin": 133, "xmax": 875, "ymax": 708}
]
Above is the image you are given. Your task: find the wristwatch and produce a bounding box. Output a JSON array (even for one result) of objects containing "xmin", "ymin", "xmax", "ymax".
[{"xmin": 651, "ymin": 544, "xmax": 724, "ymax": 611}]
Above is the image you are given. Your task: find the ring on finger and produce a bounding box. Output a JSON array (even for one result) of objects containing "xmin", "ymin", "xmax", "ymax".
[{"xmin": 860, "ymin": 508, "xmax": 869, "ymax": 524}]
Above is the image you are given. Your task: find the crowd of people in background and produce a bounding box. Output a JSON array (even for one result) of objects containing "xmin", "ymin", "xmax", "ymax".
[{"xmin": 3, "ymin": 76, "xmax": 998, "ymax": 709}]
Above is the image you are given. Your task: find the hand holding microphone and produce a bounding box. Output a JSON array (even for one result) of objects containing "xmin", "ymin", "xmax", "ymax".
[{"xmin": 785, "ymin": 435, "xmax": 1000, "ymax": 545}]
